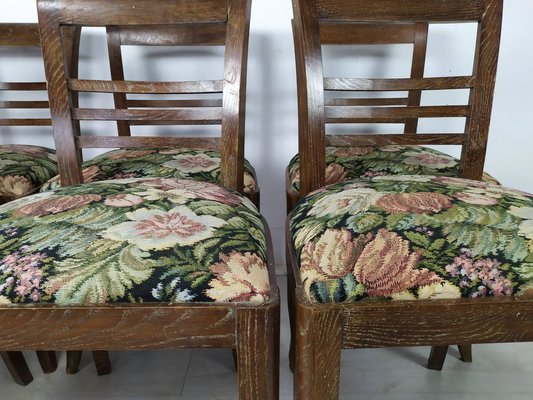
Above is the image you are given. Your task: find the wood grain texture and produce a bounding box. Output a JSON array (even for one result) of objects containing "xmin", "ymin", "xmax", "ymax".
[
  {"xmin": 118, "ymin": 23, "xmax": 227, "ymax": 46},
  {"xmin": 72, "ymin": 107, "xmax": 222, "ymax": 123},
  {"xmin": 0, "ymin": 306, "xmax": 236, "ymax": 350},
  {"xmin": 0, "ymin": 24, "xmax": 41, "ymax": 47},
  {"xmin": 325, "ymin": 105, "xmax": 470, "ymax": 123},
  {"xmin": 314, "ymin": 0, "xmax": 485, "ymax": 22},
  {"xmin": 68, "ymin": 79, "xmax": 223, "ymax": 94},
  {"xmin": 320, "ymin": 22, "xmax": 417, "ymax": 45},
  {"xmin": 295, "ymin": 294, "xmax": 342, "ymax": 400},
  {"xmin": 326, "ymin": 133, "xmax": 465, "ymax": 147},
  {"xmin": 38, "ymin": 0, "xmax": 229, "ymax": 25},
  {"xmin": 236, "ymin": 302, "xmax": 280, "ymax": 400},
  {"xmin": 77, "ymin": 136, "xmax": 221, "ymax": 150},
  {"xmin": 341, "ymin": 298, "xmax": 533, "ymax": 348},
  {"xmin": 324, "ymin": 76, "xmax": 474, "ymax": 91}
]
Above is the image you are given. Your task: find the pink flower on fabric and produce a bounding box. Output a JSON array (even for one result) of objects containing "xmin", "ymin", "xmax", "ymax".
[
  {"xmin": 163, "ymin": 153, "xmax": 220, "ymax": 173},
  {"xmin": 354, "ymin": 229, "xmax": 440, "ymax": 297},
  {"xmin": 103, "ymin": 206, "xmax": 225, "ymax": 250},
  {"xmin": 205, "ymin": 251, "xmax": 270, "ymax": 303},
  {"xmin": 14, "ymin": 194, "xmax": 101, "ymax": 217},
  {"xmin": 377, "ymin": 192, "xmax": 453, "ymax": 214},
  {"xmin": 104, "ymin": 194, "xmax": 144, "ymax": 207},
  {"xmin": 403, "ymin": 150, "xmax": 457, "ymax": 169}
]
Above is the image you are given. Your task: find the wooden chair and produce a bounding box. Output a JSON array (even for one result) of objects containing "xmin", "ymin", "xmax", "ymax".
[
  {"xmin": 0, "ymin": 22, "xmax": 110, "ymax": 385},
  {"xmin": 287, "ymin": 0, "xmax": 533, "ymax": 398},
  {"xmin": 287, "ymin": 16, "xmax": 482, "ymax": 370},
  {"xmin": 0, "ymin": 1, "xmax": 279, "ymax": 398}
]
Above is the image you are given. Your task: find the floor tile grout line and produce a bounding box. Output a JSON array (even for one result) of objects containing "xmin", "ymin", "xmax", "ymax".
[{"xmin": 179, "ymin": 349, "xmax": 194, "ymax": 397}]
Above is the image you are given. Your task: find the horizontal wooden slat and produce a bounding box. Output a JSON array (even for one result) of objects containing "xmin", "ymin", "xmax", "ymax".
[
  {"xmin": 0, "ymin": 23, "xmax": 40, "ymax": 47},
  {"xmin": 68, "ymin": 79, "xmax": 223, "ymax": 94},
  {"xmin": 0, "ymin": 305, "xmax": 235, "ymax": 350},
  {"xmin": 0, "ymin": 118, "xmax": 52, "ymax": 126},
  {"xmin": 315, "ymin": 0, "xmax": 485, "ymax": 22},
  {"xmin": 118, "ymin": 23, "xmax": 227, "ymax": 46},
  {"xmin": 77, "ymin": 136, "xmax": 221, "ymax": 150},
  {"xmin": 341, "ymin": 297, "xmax": 533, "ymax": 348},
  {"xmin": 0, "ymin": 101, "xmax": 49, "ymax": 109},
  {"xmin": 325, "ymin": 97, "xmax": 408, "ymax": 106},
  {"xmin": 0, "ymin": 82, "xmax": 47, "ymax": 91},
  {"xmin": 126, "ymin": 99, "xmax": 222, "ymax": 108},
  {"xmin": 320, "ymin": 22, "xmax": 417, "ymax": 45},
  {"xmin": 48, "ymin": 0, "xmax": 229, "ymax": 26},
  {"xmin": 326, "ymin": 133, "xmax": 465, "ymax": 146},
  {"xmin": 73, "ymin": 108, "xmax": 222, "ymax": 123},
  {"xmin": 325, "ymin": 105, "xmax": 470, "ymax": 123},
  {"xmin": 324, "ymin": 76, "xmax": 474, "ymax": 91}
]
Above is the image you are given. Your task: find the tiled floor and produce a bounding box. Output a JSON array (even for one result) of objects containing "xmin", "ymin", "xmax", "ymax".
[{"xmin": 1, "ymin": 276, "xmax": 532, "ymax": 400}]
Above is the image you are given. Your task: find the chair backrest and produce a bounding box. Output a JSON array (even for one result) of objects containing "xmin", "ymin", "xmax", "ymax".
[
  {"xmin": 292, "ymin": 0, "xmax": 503, "ymax": 196},
  {"xmin": 0, "ymin": 24, "xmax": 50, "ymax": 129},
  {"xmin": 37, "ymin": 0, "xmax": 252, "ymax": 192},
  {"xmin": 0, "ymin": 23, "xmax": 80, "ymax": 131}
]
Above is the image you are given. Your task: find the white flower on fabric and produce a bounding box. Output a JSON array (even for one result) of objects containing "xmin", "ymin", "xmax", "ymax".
[
  {"xmin": 509, "ymin": 206, "xmax": 533, "ymax": 240},
  {"xmin": 103, "ymin": 206, "xmax": 225, "ymax": 250},
  {"xmin": 163, "ymin": 153, "xmax": 220, "ymax": 173},
  {"xmin": 308, "ymin": 188, "xmax": 383, "ymax": 218}
]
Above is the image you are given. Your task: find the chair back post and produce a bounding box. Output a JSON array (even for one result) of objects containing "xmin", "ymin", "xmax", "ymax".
[
  {"xmin": 460, "ymin": 0, "xmax": 503, "ymax": 180},
  {"xmin": 292, "ymin": 0, "xmax": 326, "ymax": 196},
  {"xmin": 220, "ymin": 0, "xmax": 252, "ymax": 192}
]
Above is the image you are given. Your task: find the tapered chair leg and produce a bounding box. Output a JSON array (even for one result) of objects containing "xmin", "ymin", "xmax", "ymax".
[
  {"xmin": 294, "ymin": 301, "xmax": 342, "ymax": 400},
  {"xmin": 236, "ymin": 302, "xmax": 280, "ymax": 400},
  {"xmin": 286, "ymin": 263, "xmax": 297, "ymax": 373},
  {"xmin": 36, "ymin": 351, "xmax": 58, "ymax": 373},
  {"xmin": 66, "ymin": 351, "xmax": 112, "ymax": 375},
  {"xmin": 458, "ymin": 345, "xmax": 473, "ymax": 362},
  {"xmin": 92, "ymin": 351, "xmax": 112, "ymax": 376},
  {"xmin": 1, "ymin": 351, "xmax": 33, "ymax": 386},
  {"xmin": 427, "ymin": 346, "xmax": 449, "ymax": 371},
  {"xmin": 66, "ymin": 351, "xmax": 83, "ymax": 374}
]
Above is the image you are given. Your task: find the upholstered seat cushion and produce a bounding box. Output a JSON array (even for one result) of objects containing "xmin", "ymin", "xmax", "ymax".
[
  {"xmin": 41, "ymin": 148, "xmax": 258, "ymax": 194},
  {"xmin": 289, "ymin": 175, "xmax": 533, "ymax": 303},
  {"xmin": 0, "ymin": 178, "xmax": 270, "ymax": 305},
  {"xmin": 287, "ymin": 146, "xmax": 499, "ymax": 193},
  {"xmin": 0, "ymin": 145, "xmax": 59, "ymax": 203}
]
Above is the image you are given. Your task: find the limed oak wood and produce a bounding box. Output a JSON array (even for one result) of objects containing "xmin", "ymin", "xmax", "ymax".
[
  {"xmin": 26, "ymin": 3, "xmax": 278, "ymax": 398},
  {"xmin": 288, "ymin": 1, "xmax": 520, "ymax": 398}
]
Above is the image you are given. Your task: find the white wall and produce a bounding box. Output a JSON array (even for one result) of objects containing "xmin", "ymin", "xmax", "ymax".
[{"xmin": 2, "ymin": 0, "xmax": 532, "ymax": 271}]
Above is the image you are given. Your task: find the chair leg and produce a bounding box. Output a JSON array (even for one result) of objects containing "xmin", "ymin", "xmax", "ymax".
[
  {"xmin": 66, "ymin": 351, "xmax": 83, "ymax": 374},
  {"xmin": 92, "ymin": 351, "xmax": 112, "ymax": 376},
  {"xmin": 1, "ymin": 351, "xmax": 33, "ymax": 386},
  {"xmin": 36, "ymin": 351, "xmax": 58, "ymax": 373},
  {"xmin": 236, "ymin": 302, "xmax": 280, "ymax": 400},
  {"xmin": 458, "ymin": 345, "xmax": 473, "ymax": 362},
  {"xmin": 427, "ymin": 346, "xmax": 449, "ymax": 371},
  {"xmin": 286, "ymin": 260, "xmax": 296, "ymax": 373},
  {"xmin": 294, "ymin": 300, "xmax": 342, "ymax": 400}
]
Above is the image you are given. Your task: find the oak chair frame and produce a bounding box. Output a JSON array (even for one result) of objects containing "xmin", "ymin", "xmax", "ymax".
[
  {"xmin": 287, "ymin": 0, "xmax": 533, "ymax": 399},
  {"xmin": 0, "ymin": 1, "xmax": 279, "ymax": 398}
]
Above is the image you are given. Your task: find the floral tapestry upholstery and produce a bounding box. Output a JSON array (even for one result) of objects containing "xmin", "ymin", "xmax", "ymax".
[
  {"xmin": 0, "ymin": 178, "xmax": 270, "ymax": 305},
  {"xmin": 0, "ymin": 145, "xmax": 58, "ymax": 203},
  {"xmin": 287, "ymin": 146, "xmax": 499, "ymax": 193},
  {"xmin": 41, "ymin": 148, "xmax": 258, "ymax": 194},
  {"xmin": 289, "ymin": 175, "xmax": 533, "ymax": 303}
]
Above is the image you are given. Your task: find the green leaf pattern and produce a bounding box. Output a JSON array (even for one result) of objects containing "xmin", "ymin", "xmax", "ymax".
[
  {"xmin": 289, "ymin": 175, "xmax": 533, "ymax": 303},
  {"xmin": 0, "ymin": 178, "xmax": 269, "ymax": 305}
]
